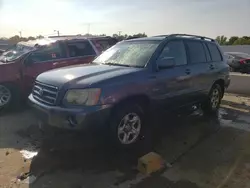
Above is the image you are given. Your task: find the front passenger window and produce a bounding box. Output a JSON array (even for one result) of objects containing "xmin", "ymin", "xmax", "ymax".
[
  {"xmin": 158, "ymin": 40, "xmax": 187, "ymax": 66},
  {"xmin": 25, "ymin": 43, "xmax": 62, "ymax": 64}
]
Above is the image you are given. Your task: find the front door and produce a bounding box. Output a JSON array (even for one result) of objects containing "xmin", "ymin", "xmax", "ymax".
[
  {"xmin": 151, "ymin": 40, "xmax": 192, "ymax": 110},
  {"xmin": 21, "ymin": 42, "xmax": 65, "ymax": 95}
]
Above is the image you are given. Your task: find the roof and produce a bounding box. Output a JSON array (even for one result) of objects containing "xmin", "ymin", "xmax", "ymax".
[
  {"xmin": 125, "ymin": 37, "xmax": 166, "ymax": 41},
  {"xmin": 18, "ymin": 35, "xmax": 116, "ymax": 47},
  {"xmin": 126, "ymin": 34, "xmax": 215, "ymax": 42}
]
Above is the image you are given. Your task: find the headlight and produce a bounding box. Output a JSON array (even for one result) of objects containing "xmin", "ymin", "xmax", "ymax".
[{"xmin": 64, "ymin": 88, "xmax": 101, "ymax": 106}]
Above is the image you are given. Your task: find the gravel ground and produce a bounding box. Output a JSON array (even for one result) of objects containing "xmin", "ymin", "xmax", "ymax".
[{"xmin": 1, "ymin": 93, "xmax": 250, "ymax": 188}]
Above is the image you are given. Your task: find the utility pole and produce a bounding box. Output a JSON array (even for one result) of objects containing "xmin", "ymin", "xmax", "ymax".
[
  {"xmin": 87, "ymin": 23, "xmax": 90, "ymax": 34},
  {"xmin": 118, "ymin": 31, "xmax": 122, "ymax": 36},
  {"xmin": 54, "ymin": 30, "xmax": 60, "ymax": 36},
  {"xmin": 18, "ymin": 31, "xmax": 22, "ymax": 38}
]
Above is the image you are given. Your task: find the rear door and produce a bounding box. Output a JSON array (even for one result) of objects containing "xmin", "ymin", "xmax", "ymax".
[
  {"xmin": 22, "ymin": 42, "xmax": 66, "ymax": 95},
  {"xmin": 152, "ymin": 39, "xmax": 192, "ymax": 109},
  {"xmin": 58, "ymin": 40, "xmax": 97, "ymax": 68},
  {"xmin": 206, "ymin": 42, "xmax": 224, "ymax": 88},
  {"xmin": 184, "ymin": 39, "xmax": 209, "ymax": 101}
]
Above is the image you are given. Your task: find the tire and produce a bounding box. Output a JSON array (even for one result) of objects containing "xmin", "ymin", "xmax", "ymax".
[
  {"xmin": 109, "ymin": 103, "xmax": 147, "ymax": 147},
  {"xmin": 202, "ymin": 84, "xmax": 223, "ymax": 114},
  {"xmin": 0, "ymin": 84, "xmax": 20, "ymax": 112}
]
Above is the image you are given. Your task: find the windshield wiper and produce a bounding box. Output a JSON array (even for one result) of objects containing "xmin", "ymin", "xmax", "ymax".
[{"xmin": 102, "ymin": 62, "xmax": 131, "ymax": 67}]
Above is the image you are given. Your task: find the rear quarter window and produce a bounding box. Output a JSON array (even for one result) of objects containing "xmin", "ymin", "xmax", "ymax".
[
  {"xmin": 207, "ymin": 43, "xmax": 222, "ymax": 62},
  {"xmin": 67, "ymin": 41, "xmax": 96, "ymax": 57}
]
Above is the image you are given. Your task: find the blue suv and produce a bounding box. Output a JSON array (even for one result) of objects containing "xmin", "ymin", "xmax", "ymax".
[{"xmin": 29, "ymin": 34, "xmax": 230, "ymax": 147}]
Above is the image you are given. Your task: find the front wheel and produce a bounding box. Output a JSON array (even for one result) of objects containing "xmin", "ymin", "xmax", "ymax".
[
  {"xmin": 109, "ymin": 103, "xmax": 146, "ymax": 147},
  {"xmin": 0, "ymin": 85, "xmax": 12, "ymax": 110},
  {"xmin": 202, "ymin": 84, "xmax": 223, "ymax": 114},
  {"xmin": 0, "ymin": 84, "xmax": 19, "ymax": 112}
]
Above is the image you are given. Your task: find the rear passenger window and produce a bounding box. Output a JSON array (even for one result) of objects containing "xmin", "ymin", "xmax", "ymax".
[
  {"xmin": 67, "ymin": 41, "xmax": 96, "ymax": 57},
  {"xmin": 207, "ymin": 43, "xmax": 222, "ymax": 62},
  {"xmin": 202, "ymin": 43, "xmax": 211, "ymax": 62},
  {"xmin": 158, "ymin": 40, "xmax": 187, "ymax": 66},
  {"xmin": 186, "ymin": 41, "xmax": 206, "ymax": 64},
  {"xmin": 93, "ymin": 40, "xmax": 111, "ymax": 52}
]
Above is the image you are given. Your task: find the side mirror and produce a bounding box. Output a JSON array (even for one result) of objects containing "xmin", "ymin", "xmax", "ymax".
[{"xmin": 157, "ymin": 57, "xmax": 175, "ymax": 69}]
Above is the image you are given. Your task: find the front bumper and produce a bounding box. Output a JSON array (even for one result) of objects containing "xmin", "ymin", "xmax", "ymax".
[{"xmin": 28, "ymin": 94, "xmax": 112, "ymax": 131}]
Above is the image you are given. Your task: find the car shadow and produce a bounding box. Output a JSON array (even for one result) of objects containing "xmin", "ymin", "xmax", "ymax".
[
  {"xmin": 26, "ymin": 108, "xmax": 224, "ymax": 187},
  {"xmin": 1, "ymin": 102, "xmax": 249, "ymax": 187}
]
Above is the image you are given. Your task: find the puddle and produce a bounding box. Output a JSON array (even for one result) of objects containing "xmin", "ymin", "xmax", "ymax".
[{"xmin": 219, "ymin": 108, "xmax": 250, "ymax": 132}]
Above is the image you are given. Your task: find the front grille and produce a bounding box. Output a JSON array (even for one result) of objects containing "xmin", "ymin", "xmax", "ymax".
[{"xmin": 32, "ymin": 81, "xmax": 58, "ymax": 105}]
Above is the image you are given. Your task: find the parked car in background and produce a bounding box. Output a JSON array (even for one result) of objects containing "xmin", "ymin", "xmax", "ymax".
[
  {"xmin": 0, "ymin": 36, "xmax": 117, "ymax": 110},
  {"xmin": 0, "ymin": 49, "xmax": 4, "ymax": 55},
  {"xmin": 224, "ymin": 52, "xmax": 250, "ymax": 73},
  {"xmin": 29, "ymin": 34, "xmax": 230, "ymax": 147}
]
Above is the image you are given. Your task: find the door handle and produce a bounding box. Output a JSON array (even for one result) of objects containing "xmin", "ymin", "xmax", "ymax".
[
  {"xmin": 185, "ymin": 69, "xmax": 191, "ymax": 75},
  {"xmin": 209, "ymin": 65, "xmax": 215, "ymax": 70}
]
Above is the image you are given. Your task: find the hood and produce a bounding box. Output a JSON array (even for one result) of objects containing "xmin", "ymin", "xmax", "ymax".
[{"xmin": 36, "ymin": 64, "xmax": 142, "ymax": 88}]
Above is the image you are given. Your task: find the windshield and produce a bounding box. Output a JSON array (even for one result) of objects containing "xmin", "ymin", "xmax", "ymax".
[
  {"xmin": 0, "ymin": 44, "xmax": 34, "ymax": 62},
  {"xmin": 93, "ymin": 40, "xmax": 160, "ymax": 67}
]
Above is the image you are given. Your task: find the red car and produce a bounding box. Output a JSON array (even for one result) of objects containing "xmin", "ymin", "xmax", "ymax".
[{"xmin": 0, "ymin": 36, "xmax": 117, "ymax": 110}]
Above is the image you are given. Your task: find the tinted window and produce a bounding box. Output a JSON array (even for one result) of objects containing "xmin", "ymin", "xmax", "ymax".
[
  {"xmin": 186, "ymin": 41, "xmax": 206, "ymax": 64},
  {"xmin": 67, "ymin": 41, "xmax": 95, "ymax": 57},
  {"xmin": 207, "ymin": 43, "xmax": 222, "ymax": 62},
  {"xmin": 158, "ymin": 40, "xmax": 187, "ymax": 66},
  {"xmin": 93, "ymin": 40, "xmax": 111, "ymax": 52},
  {"xmin": 202, "ymin": 43, "xmax": 211, "ymax": 62},
  {"xmin": 27, "ymin": 43, "xmax": 62, "ymax": 63}
]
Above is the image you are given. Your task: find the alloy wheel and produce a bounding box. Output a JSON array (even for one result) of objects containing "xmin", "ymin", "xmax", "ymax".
[
  {"xmin": 117, "ymin": 112, "xmax": 141, "ymax": 145},
  {"xmin": 0, "ymin": 85, "xmax": 11, "ymax": 107},
  {"xmin": 210, "ymin": 88, "xmax": 220, "ymax": 109}
]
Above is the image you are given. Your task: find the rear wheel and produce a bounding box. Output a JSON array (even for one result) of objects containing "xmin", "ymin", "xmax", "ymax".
[
  {"xmin": 229, "ymin": 66, "xmax": 235, "ymax": 72},
  {"xmin": 202, "ymin": 84, "xmax": 223, "ymax": 114}
]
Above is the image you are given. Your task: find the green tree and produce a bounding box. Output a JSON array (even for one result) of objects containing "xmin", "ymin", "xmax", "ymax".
[
  {"xmin": 233, "ymin": 38, "xmax": 250, "ymax": 45},
  {"xmin": 27, "ymin": 36, "xmax": 36, "ymax": 40},
  {"xmin": 36, "ymin": 35, "xmax": 44, "ymax": 39},
  {"xmin": 216, "ymin": 35, "xmax": 228, "ymax": 45},
  {"xmin": 227, "ymin": 36, "xmax": 238, "ymax": 45}
]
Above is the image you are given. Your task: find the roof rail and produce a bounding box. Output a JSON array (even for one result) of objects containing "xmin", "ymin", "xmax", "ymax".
[
  {"xmin": 153, "ymin": 34, "xmax": 215, "ymax": 42},
  {"xmin": 168, "ymin": 34, "xmax": 215, "ymax": 42},
  {"xmin": 152, "ymin": 35, "xmax": 169, "ymax": 37}
]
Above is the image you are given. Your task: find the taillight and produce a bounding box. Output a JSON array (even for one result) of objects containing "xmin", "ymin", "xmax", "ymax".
[{"xmin": 239, "ymin": 59, "xmax": 246, "ymax": 64}]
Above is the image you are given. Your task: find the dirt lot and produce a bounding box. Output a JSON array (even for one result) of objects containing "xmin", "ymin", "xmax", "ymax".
[{"xmin": 1, "ymin": 93, "xmax": 250, "ymax": 188}]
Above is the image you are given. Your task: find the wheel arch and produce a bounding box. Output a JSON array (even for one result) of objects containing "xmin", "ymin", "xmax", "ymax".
[{"xmin": 111, "ymin": 94, "xmax": 151, "ymax": 115}]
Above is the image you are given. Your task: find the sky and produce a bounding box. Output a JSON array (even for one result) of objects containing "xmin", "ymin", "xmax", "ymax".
[{"xmin": 0, "ymin": 0, "xmax": 249, "ymax": 38}]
